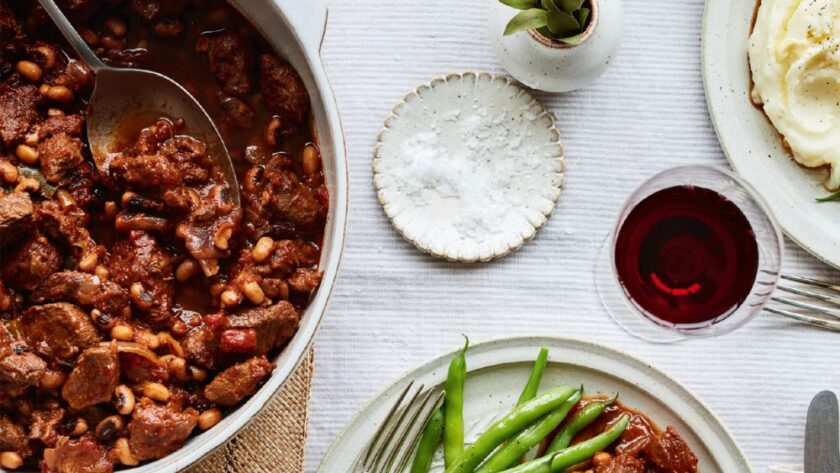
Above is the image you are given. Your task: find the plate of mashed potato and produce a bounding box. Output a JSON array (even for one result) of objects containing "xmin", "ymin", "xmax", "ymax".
[{"xmin": 703, "ymin": 0, "xmax": 840, "ymax": 268}]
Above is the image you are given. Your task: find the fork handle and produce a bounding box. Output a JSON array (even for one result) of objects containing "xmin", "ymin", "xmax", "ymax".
[{"xmin": 37, "ymin": 0, "xmax": 108, "ymax": 73}]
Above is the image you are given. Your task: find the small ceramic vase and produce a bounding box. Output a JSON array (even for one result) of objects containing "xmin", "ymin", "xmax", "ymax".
[{"xmin": 488, "ymin": 0, "xmax": 623, "ymax": 93}]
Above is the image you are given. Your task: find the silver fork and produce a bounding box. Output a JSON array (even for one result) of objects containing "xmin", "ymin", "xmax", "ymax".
[
  {"xmin": 353, "ymin": 381, "xmax": 445, "ymax": 473},
  {"xmin": 764, "ymin": 274, "xmax": 840, "ymax": 331}
]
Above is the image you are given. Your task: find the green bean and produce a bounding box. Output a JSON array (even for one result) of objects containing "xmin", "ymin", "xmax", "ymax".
[
  {"xmin": 499, "ymin": 414, "xmax": 631, "ymax": 473},
  {"xmin": 546, "ymin": 393, "xmax": 618, "ymax": 453},
  {"xmin": 410, "ymin": 406, "xmax": 444, "ymax": 473},
  {"xmin": 517, "ymin": 347, "xmax": 549, "ymax": 406},
  {"xmin": 443, "ymin": 337, "xmax": 469, "ymax": 467},
  {"xmin": 443, "ymin": 385, "xmax": 577, "ymax": 473},
  {"xmin": 475, "ymin": 389, "xmax": 583, "ymax": 473}
]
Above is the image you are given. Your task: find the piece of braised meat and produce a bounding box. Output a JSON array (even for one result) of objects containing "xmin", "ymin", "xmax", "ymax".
[
  {"xmin": 196, "ymin": 30, "xmax": 252, "ymax": 96},
  {"xmin": 29, "ymin": 404, "xmax": 65, "ymax": 447},
  {"xmin": 127, "ymin": 399, "xmax": 197, "ymax": 460},
  {"xmin": 0, "ymin": 415, "xmax": 25, "ymax": 452},
  {"xmin": 643, "ymin": 427, "xmax": 699, "ymax": 473},
  {"xmin": 108, "ymin": 231, "xmax": 174, "ymax": 324},
  {"xmin": 21, "ymin": 303, "xmax": 102, "ymax": 361},
  {"xmin": 258, "ymin": 54, "xmax": 308, "ymax": 123},
  {"xmin": 204, "ymin": 356, "xmax": 274, "ymax": 406},
  {"xmin": 0, "ymin": 191, "xmax": 33, "ymax": 238},
  {"xmin": 130, "ymin": 0, "xmax": 187, "ymax": 21},
  {"xmin": 35, "ymin": 199, "xmax": 98, "ymax": 262},
  {"xmin": 0, "ymin": 352, "xmax": 46, "ymax": 400},
  {"xmin": 38, "ymin": 133, "xmax": 86, "ymax": 184},
  {"xmin": 39, "ymin": 114, "xmax": 85, "ymax": 138},
  {"xmin": 244, "ymin": 154, "xmax": 325, "ymax": 232},
  {"xmin": 593, "ymin": 453, "xmax": 645, "ymax": 473},
  {"xmin": 61, "ymin": 347, "xmax": 119, "ymax": 410},
  {"xmin": 32, "ymin": 271, "xmax": 130, "ymax": 317},
  {"xmin": 0, "ymin": 83, "xmax": 39, "ymax": 147},
  {"xmin": 48, "ymin": 435, "xmax": 113, "ymax": 473},
  {"xmin": 1, "ymin": 234, "xmax": 61, "ymax": 292},
  {"xmin": 184, "ymin": 301, "xmax": 299, "ymax": 369}
]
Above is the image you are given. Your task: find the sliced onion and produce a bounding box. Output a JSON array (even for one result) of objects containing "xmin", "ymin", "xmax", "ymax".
[{"xmin": 101, "ymin": 341, "xmax": 161, "ymax": 364}]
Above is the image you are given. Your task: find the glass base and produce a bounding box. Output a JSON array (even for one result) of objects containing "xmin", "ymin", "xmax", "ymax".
[{"xmin": 594, "ymin": 233, "xmax": 687, "ymax": 344}]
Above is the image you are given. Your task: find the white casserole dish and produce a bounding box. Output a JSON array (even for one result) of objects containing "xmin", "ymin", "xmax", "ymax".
[{"xmin": 112, "ymin": 1, "xmax": 348, "ymax": 471}]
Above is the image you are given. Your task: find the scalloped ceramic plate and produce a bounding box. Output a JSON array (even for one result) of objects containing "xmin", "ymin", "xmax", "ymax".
[
  {"xmin": 373, "ymin": 73, "xmax": 564, "ymax": 263},
  {"xmin": 318, "ymin": 336, "xmax": 751, "ymax": 472}
]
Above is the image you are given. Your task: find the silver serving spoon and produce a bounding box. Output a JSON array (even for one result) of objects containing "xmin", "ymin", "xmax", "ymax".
[{"xmin": 37, "ymin": 0, "xmax": 240, "ymax": 205}]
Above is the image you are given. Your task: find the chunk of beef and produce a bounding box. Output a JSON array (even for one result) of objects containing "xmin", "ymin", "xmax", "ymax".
[
  {"xmin": 197, "ymin": 30, "xmax": 252, "ymax": 96},
  {"xmin": 61, "ymin": 347, "xmax": 119, "ymax": 410},
  {"xmin": 32, "ymin": 271, "xmax": 130, "ymax": 317},
  {"xmin": 0, "ymin": 1, "xmax": 24, "ymax": 71},
  {"xmin": 259, "ymin": 54, "xmax": 309, "ymax": 123},
  {"xmin": 107, "ymin": 231, "xmax": 174, "ymax": 323},
  {"xmin": 247, "ymin": 156, "xmax": 325, "ymax": 229},
  {"xmin": 119, "ymin": 352, "xmax": 169, "ymax": 384},
  {"xmin": 0, "ymin": 352, "xmax": 47, "ymax": 398},
  {"xmin": 0, "ymin": 83, "xmax": 39, "ymax": 148},
  {"xmin": 182, "ymin": 325, "xmax": 218, "ymax": 369},
  {"xmin": 227, "ymin": 301, "xmax": 299, "ymax": 356},
  {"xmin": 0, "ymin": 192, "xmax": 33, "ymax": 236},
  {"xmin": 204, "ymin": 356, "xmax": 274, "ymax": 406},
  {"xmin": 51, "ymin": 435, "xmax": 113, "ymax": 473},
  {"xmin": 0, "ymin": 415, "xmax": 25, "ymax": 451},
  {"xmin": 56, "ymin": 0, "xmax": 98, "ymax": 22},
  {"xmin": 128, "ymin": 399, "xmax": 196, "ymax": 460},
  {"xmin": 35, "ymin": 199, "xmax": 97, "ymax": 259},
  {"xmin": 108, "ymin": 154, "xmax": 181, "ymax": 190},
  {"xmin": 159, "ymin": 135, "xmax": 212, "ymax": 184},
  {"xmin": 1, "ymin": 234, "xmax": 61, "ymax": 292},
  {"xmin": 180, "ymin": 183, "xmax": 241, "ymax": 277},
  {"xmin": 21, "ymin": 303, "xmax": 102, "ymax": 360},
  {"xmin": 38, "ymin": 133, "xmax": 86, "ymax": 184},
  {"xmin": 220, "ymin": 97, "xmax": 255, "ymax": 128},
  {"xmin": 643, "ymin": 427, "xmax": 698, "ymax": 473},
  {"xmin": 29, "ymin": 405, "xmax": 65, "ymax": 447},
  {"xmin": 594, "ymin": 454, "xmax": 645, "ymax": 473},
  {"xmin": 287, "ymin": 268, "xmax": 323, "ymax": 295},
  {"xmin": 615, "ymin": 414, "xmax": 658, "ymax": 456},
  {"xmin": 39, "ymin": 114, "xmax": 85, "ymax": 138},
  {"xmin": 130, "ymin": 0, "xmax": 187, "ymax": 21}
]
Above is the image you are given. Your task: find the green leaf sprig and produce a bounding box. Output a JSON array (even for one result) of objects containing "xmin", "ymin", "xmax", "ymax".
[{"xmin": 500, "ymin": 0, "xmax": 592, "ymax": 45}]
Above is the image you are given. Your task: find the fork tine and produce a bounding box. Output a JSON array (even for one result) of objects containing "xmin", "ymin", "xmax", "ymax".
[
  {"xmin": 771, "ymin": 296, "xmax": 840, "ymax": 320},
  {"xmin": 377, "ymin": 389, "xmax": 439, "ymax": 473},
  {"xmin": 776, "ymin": 284, "xmax": 840, "ymax": 306},
  {"xmin": 392, "ymin": 391, "xmax": 446, "ymax": 473},
  {"xmin": 359, "ymin": 381, "xmax": 415, "ymax": 469},
  {"xmin": 368, "ymin": 384, "xmax": 425, "ymax": 471},
  {"xmin": 782, "ymin": 274, "xmax": 840, "ymax": 293},
  {"xmin": 765, "ymin": 306, "xmax": 840, "ymax": 332}
]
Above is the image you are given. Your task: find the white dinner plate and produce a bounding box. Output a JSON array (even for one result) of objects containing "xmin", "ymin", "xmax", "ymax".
[
  {"xmin": 702, "ymin": 0, "xmax": 840, "ymax": 269},
  {"xmin": 318, "ymin": 336, "xmax": 751, "ymax": 472}
]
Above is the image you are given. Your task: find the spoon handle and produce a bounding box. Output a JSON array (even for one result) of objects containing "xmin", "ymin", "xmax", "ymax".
[{"xmin": 37, "ymin": 0, "xmax": 108, "ymax": 73}]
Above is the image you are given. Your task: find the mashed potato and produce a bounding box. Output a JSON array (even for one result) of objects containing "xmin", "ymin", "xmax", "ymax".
[{"xmin": 749, "ymin": 0, "xmax": 840, "ymax": 189}]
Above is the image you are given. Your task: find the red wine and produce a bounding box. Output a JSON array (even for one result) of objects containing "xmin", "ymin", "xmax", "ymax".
[{"xmin": 614, "ymin": 186, "xmax": 759, "ymax": 326}]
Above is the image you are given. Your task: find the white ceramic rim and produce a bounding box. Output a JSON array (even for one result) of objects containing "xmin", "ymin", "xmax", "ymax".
[
  {"xmin": 701, "ymin": 0, "xmax": 840, "ymax": 269},
  {"xmin": 372, "ymin": 72, "xmax": 565, "ymax": 263},
  {"xmin": 318, "ymin": 336, "xmax": 752, "ymax": 472},
  {"xmin": 98, "ymin": 1, "xmax": 350, "ymax": 472}
]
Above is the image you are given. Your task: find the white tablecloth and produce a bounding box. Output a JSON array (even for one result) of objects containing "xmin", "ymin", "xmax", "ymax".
[{"xmin": 306, "ymin": 1, "xmax": 839, "ymax": 471}]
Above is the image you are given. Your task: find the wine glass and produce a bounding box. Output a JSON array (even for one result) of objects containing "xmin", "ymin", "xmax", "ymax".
[{"xmin": 595, "ymin": 165, "xmax": 783, "ymax": 343}]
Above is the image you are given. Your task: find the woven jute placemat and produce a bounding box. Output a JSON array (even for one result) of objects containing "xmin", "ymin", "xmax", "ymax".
[{"xmin": 188, "ymin": 349, "xmax": 314, "ymax": 473}]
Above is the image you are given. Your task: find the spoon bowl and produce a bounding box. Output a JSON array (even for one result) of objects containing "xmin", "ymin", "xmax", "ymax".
[
  {"xmin": 86, "ymin": 67, "xmax": 240, "ymax": 205},
  {"xmin": 37, "ymin": 0, "xmax": 240, "ymax": 205}
]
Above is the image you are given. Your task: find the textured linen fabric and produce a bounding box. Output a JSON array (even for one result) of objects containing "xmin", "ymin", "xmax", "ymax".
[
  {"xmin": 307, "ymin": 0, "xmax": 839, "ymax": 472},
  {"xmin": 189, "ymin": 350, "xmax": 313, "ymax": 473}
]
